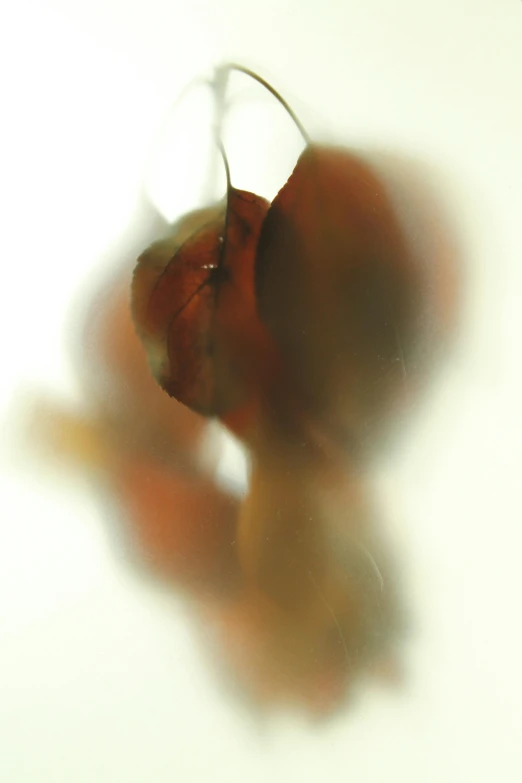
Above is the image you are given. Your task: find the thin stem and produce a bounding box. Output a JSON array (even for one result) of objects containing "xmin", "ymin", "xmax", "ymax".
[
  {"xmin": 220, "ymin": 63, "xmax": 311, "ymax": 146},
  {"xmin": 215, "ymin": 137, "xmax": 232, "ymax": 193},
  {"xmin": 214, "ymin": 137, "xmax": 232, "ymax": 284},
  {"xmin": 204, "ymin": 67, "xmax": 231, "ymax": 202}
]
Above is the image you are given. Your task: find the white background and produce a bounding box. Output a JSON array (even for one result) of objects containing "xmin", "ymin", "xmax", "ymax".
[{"xmin": 1, "ymin": 1, "xmax": 522, "ymax": 781}]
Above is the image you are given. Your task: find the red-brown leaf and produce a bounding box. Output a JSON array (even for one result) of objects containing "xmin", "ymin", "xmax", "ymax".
[
  {"xmin": 255, "ymin": 145, "xmax": 429, "ymax": 449},
  {"xmin": 132, "ymin": 189, "xmax": 270, "ymax": 416}
]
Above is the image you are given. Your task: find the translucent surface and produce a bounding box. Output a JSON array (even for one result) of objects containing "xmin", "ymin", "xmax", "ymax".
[{"xmin": 1, "ymin": 1, "xmax": 522, "ymax": 781}]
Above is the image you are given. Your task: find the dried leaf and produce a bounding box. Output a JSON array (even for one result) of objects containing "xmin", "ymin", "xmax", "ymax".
[
  {"xmin": 255, "ymin": 145, "xmax": 426, "ymax": 447},
  {"xmin": 132, "ymin": 189, "xmax": 269, "ymax": 416},
  {"xmin": 221, "ymin": 446, "xmax": 402, "ymax": 709},
  {"xmin": 85, "ymin": 277, "xmax": 208, "ymax": 467},
  {"xmin": 114, "ymin": 454, "xmax": 239, "ymax": 592}
]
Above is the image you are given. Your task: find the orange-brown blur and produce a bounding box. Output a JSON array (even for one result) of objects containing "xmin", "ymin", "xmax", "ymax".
[{"xmin": 27, "ymin": 136, "xmax": 457, "ymax": 715}]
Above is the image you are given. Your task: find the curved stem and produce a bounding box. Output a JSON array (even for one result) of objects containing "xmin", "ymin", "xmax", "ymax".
[
  {"xmin": 216, "ymin": 138, "xmax": 232, "ymax": 193},
  {"xmin": 205, "ymin": 67, "xmax": 231, "ymax": 202},
  {"xmin": 214, "ymin": 138, "xmax": 232, "ymax": 280},
  {"xmin": 218, "ymin": 63, "xmax": 311, "ymax": 146}
]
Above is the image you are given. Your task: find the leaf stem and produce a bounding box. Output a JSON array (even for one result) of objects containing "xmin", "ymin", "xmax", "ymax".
[{"xmin": 219, "ymin": 63, "xmax": 311, "ymax": 146}]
